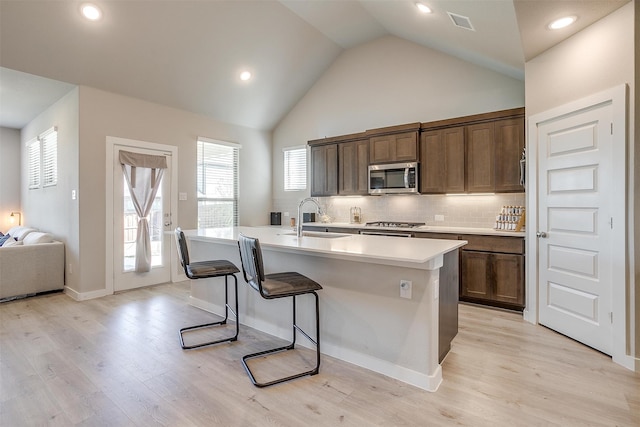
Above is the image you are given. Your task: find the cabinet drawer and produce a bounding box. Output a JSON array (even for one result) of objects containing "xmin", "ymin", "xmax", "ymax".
[
  {"xmin": 414, "ymin": 232, "xmax": 460, "ymax": 240},
  {"xmin": 460, "ymin": 234, "xmax": 524, "ymax": 254}
]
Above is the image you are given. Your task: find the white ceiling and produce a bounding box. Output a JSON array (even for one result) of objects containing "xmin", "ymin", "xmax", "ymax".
[{"xmin": 0, "ymin": 0, "xmax": 629, "ymax": 131}]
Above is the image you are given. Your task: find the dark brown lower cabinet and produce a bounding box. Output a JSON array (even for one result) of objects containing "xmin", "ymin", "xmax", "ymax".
[
  {"xmin": 415, "ymin": 232, "xmax": 525, "ymax": 311},
  {"xmin": 460, "ymin": 248, "xmax": 524, "ymax": 311}
]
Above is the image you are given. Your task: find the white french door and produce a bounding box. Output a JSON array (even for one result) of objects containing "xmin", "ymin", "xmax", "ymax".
[
  {"xmin": 110, "ymin": 141, "xmax": 174, "ymax": 292},
  {"xmin": 536, "ymin": 102, "xmax": 613, "ymax": 355}
]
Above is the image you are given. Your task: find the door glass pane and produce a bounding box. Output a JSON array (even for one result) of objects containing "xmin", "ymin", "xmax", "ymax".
[{"xmin": 123, "ymin": 180, "xmax": 164, "ymax": 271}]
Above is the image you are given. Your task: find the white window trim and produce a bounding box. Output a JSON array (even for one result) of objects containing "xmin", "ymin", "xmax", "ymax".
[
  {"xmin": 27, "ymin": 137, "xmax": 40, "ymax": 189},
  {"xmin": 196, "ymin": 137, "xmax": 241, "ymax": 228},
  {"xmin": 41, "ymin": 127, "xmax": 58, "ymax": 187},
  {"xmin": 26, "ymin": 126, "xmax": 58, "ymax": 189},
  {"xmin": 283, "ymin": 145, "xmax": 307, "ymax": 192},
  {"xmin": 198, "ymin": 136, "xmax": 242, "ymax": 150}
]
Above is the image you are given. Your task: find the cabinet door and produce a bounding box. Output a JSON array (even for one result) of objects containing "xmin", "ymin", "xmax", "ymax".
[
  {"xmin": 443, "ymin": 127, "xmax": 465, "ymax": 192},
  {"xmin": 369, "ymin": 132, "xmax": 417, "ymax": 163},
  {"xmin": 492, "ymin": 253, "xmax": 524, "ymax": 307},
  {"xmin": 369, "ymin": 135, "xmax": 394, "ymax": 163},
  {"xmin": 420, "ymin": 127, "xmax": 464, "ymax": 193},
  {"xmin": 466, "ymin": 123, "xmax": 495, "ymax": 192},
  {"xmin": 394, "ymin": 132, "xmax": 418, "ymax": 161},
  {"xmin": 420, "ymin": 130, "xmax": 446, "ymax": 193},
  {"xmin": 460, "ymin": 251, "xmax": 491, "ymax": 300},
  {"xmin": 310, "ymin": 144, "xmax": 337, "ymax": 196},
  {"xmin": 339, "ymin": 139, "xmax": 369, "ymax": 195},
  {"xmin": 494, "ymin": 118, "xmax": 525, "ymax": 192}
]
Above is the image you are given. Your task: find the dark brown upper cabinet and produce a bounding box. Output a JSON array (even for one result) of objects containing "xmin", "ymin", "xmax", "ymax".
[
  {"xmin": 338, "ymin": 139, "xmax": 369, "ymax": 195},
  {"xmin": 367, "ymin": 123, "xmax": 420, "ymax": 164},
  {"xmin": 419, "ymin": 126, "xmax": 465, "ymax": 193},
  {"xmin": 310, "ymin": 143, "xmax": 337, "ymax": 197},
  {"xmin": 466, "ymin": 122, "xmax": 496, "ymax": 192},
  {"xmin": 494, "ymin": 118, "xmax": 525, "ymax": 192},
  {"xmin": 420, "ymin": 108, "xmax": 525, "ymax": 194}
]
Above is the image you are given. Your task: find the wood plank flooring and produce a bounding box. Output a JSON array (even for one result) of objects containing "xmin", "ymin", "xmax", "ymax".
[{"xmin": 1, "ymin": 282, "xmax": 638, "ymax": 426}]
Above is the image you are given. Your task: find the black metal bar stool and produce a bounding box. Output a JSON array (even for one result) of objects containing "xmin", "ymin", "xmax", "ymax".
[
  {"xmin": 175, "ymin": 227, "xmax": 240, "ymax": 349},
  {"xmin": 237, "ymin": 233, "xmax": 322, "ymax": 387}
]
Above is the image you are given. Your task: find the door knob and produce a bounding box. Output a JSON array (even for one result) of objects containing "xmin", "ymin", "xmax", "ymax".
[{"xmin": 536, "ymin": 231, "xmax": 547, "ymax": 238}]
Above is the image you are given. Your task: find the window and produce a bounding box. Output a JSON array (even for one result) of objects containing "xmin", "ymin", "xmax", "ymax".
[
  {"xmin": 26, "ymin": 127, "xmax": 57, "ymax": 189},
  {"xmin": 41, "ymin": 127, "xmax": 58, "ymax": 186},
  {"xmin": 27, "ymin": 138, "xmax": 41, "ymax": 189},
  {"xmin": 283, "ymin": 146, "xmax": 307, "ymax": 191},
  {"xmin": 197, "ymin": 138, "xmax": 240, "ymax": 228}
]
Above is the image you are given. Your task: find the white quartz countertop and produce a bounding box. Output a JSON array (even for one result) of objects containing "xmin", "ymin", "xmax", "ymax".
[
  {"xmin": 303, "ymin": 222, "xmax": 526, "ymax": 237},
  {"xmin": 184, "ymin": 226, "xmax": 466, "ymax": 269}
]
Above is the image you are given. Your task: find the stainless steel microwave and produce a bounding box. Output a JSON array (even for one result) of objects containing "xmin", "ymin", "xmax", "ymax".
[{"xmin": 368, "ymin": 162, "xmax": 419, "ymax": 195}]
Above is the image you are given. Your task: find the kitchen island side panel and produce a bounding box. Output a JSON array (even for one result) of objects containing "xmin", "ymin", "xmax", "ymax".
[{"xmin": 439, "ymin": 249, "xmax": 459, "ymax": 363}]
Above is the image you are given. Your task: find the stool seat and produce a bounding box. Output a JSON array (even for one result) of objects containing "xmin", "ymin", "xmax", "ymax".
[
  {"xmin": 186, "ymin": 260, "xmax": 240, "ymax": 278},
  {"xmin": 256, "ymin": 272, "xmax": 322, "ymax": 297}
]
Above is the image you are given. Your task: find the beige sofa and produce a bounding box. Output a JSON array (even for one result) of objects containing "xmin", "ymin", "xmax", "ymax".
[{"xmin": 0, "ymin": 226, "xmax": 65, "ymax": 300}]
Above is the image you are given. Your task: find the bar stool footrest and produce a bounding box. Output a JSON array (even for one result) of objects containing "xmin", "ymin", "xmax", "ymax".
[
  {"xmin": 242, "ymin": 342, "xmax": 319, "ymax": 388},
  {"xmin": 179, "ymin": 303, "xmax": 239, "ymax": 350}
]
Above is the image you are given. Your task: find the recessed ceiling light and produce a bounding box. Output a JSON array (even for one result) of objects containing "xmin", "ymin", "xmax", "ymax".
[
  {"xmin": 81, "ymin": 3, "xmax": 102, "ymax": 21},
  {"xmin": 548, "ymin": 16, "xmax": 577, "ymax": 30},
  {"xmin": 415, "ymin": 2, "xmax": 432, "ymax": 14},
  {"xmin": 239, "ymin": 71, "xmax": 252, "ymax": 81}
]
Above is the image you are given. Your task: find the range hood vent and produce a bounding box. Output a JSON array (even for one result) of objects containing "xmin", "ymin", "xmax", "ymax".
[{"xmin": 447, "ymin": 12, "xmax": 475, "ymax": 31}]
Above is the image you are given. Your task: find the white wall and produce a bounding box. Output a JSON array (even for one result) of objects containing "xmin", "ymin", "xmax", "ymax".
[
  {"xmin": 272, "ymin": 35, "xmax": 525, "ymax": 223},
  {"xmin": 20, "ymin": 88, "xmax": 80, "ymax": 291},
  {"xmin": 74, "ymin": 86, "xmax": 271, "ymax": 295},
  {"xmin": 0, "ymin": 127, "xmax": 21, "ymax": 232},
  {"xmin": 525, "ymin": 3, "xmax": 637, "ymax": 363}
]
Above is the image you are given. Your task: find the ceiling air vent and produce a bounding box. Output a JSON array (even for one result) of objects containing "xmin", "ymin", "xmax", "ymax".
[{"xmin": 447, "ymin": 12, "xmax": 475, "ymax": 31}]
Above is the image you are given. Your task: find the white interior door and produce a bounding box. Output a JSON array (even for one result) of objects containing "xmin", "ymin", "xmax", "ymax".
[
  {"xmin": 113, "ymin": 144, "xmax": 172, "ymax": 291},
  {"xmin": 537, "ymin": 102, "xmax": 613, "ymax": 355}
]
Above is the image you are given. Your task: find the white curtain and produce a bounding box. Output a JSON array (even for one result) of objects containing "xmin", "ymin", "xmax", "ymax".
[{"xmin": 119, "ymin": 150, "xmax": 167, "ymax": 273}]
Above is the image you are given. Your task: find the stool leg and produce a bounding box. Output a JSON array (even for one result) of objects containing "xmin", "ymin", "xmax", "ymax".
[
  {"xmin": 241, "ymin": 291, "xmax": 320, "ymax": 387},
  {"xmin": 230, "ymin": 274, "xmax": 239, "ymax": 341},
  {"xmin": 179, "ymin": 273, "xmax": 239, "ymax": 350}
]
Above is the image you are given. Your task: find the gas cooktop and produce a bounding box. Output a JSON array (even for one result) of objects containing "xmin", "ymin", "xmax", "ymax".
[{"xmin": 365, "ymin": 221, "xmax": 426, "ymax": 228}]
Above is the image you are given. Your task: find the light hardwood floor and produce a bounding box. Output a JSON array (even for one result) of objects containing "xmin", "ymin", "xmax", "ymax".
[{"xmin": 1, "ymin": 283, "xmax": 638, "ymax": 426}]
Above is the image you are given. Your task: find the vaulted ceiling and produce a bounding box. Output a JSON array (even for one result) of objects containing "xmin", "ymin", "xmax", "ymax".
[{"xmin": 0, "ymin": 0, "xmax": 629, "ymax": 131}]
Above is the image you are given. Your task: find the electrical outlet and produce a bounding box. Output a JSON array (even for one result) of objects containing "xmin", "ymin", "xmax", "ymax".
[
  {"xmin": 284, "ymin": 212, "xmax": 290, "ymax": 217},
  {"xmin": 400, "ymin": 280, "xmax": 412, "ymax": 299},
  {"xmin": 435, "ymin": 214, "xmax": 445, "ymax": 222}
]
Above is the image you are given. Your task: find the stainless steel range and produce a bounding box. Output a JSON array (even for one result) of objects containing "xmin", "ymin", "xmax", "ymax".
[
  {"xmin": 361, "ymin": 221, "xmax": 426, "ymax": 237},
  {"xmin": 364, "ymin": 221, "xmax": 425, "ymax": 228}
]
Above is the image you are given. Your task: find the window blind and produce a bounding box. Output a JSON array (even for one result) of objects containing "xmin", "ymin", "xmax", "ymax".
[
  {"xmin": 41, "ymin": 127, "xmax": 58, "ymax": 187},
  {"xmin": 27, "ymin": 138, "xmax": 40, "ymax": 189},
  {"xmin": 197, "ymin": 139, "xmax": 240, "ymax": 228},
  {"xmin": 283, "ymin": 146, "xmax": 307, "ymax": 191}
]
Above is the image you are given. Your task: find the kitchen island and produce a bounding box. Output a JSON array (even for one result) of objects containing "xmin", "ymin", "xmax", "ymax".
[{"xmin": 183, "ymin": 226, "xmax": 466, "ymax": 391}]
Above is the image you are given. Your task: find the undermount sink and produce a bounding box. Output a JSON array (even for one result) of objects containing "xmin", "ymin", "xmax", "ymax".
[{"xmin": 279, "ymin": 231, "xmax": 350, "ymax": 239}]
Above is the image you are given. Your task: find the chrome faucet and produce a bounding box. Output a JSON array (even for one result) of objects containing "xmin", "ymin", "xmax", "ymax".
[{"xmin": 297, "ymin": 197, "xmax": 324, "ymax": 237}]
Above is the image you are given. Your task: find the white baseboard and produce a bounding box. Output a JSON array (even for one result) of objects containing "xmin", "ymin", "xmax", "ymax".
[
  {"xmin": 188, "ymin": 295, "xmax": 442, "ymax": 392},
  {"xmin": 64, "ymin": 286, "xmax": 110, "ymax": 301}
]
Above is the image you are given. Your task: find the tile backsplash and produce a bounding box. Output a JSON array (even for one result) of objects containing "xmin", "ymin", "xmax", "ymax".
[{"xmin": 273, "ymin": 193, "xmax": 526, "ymax": 229}]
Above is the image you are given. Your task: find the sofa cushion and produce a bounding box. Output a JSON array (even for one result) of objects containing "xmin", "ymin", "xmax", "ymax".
[
  {"xmin": 7, "ymin": 226, "xmax": 22, "ymax": 235},
  {"xmin": 0, "ymin": 234, "xmax": 12, "ymax": 246},
  {"xmin": 9, "ymin": 227, "xmax": 37, "ymax": 241},
  {"xmin": 23, "ymin": 232, "xmax": 54, "ymax": 245},
  {"xmin": 2, "ymin": 238, "xmax": 22, "ymax": 247}
]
